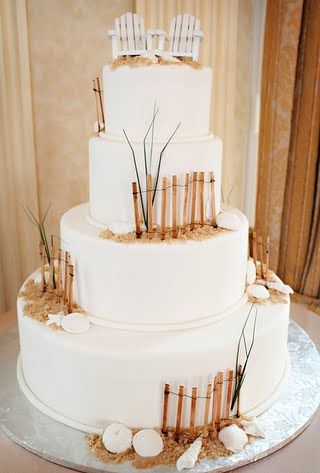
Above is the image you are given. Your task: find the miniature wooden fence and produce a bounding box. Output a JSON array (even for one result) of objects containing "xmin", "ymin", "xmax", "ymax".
[
  {"xmin": 38, "ymin": 242, "xmax": 74, "ymax": 313},
  {"xmin": 161, "ymin": 365, "xmax": 242, "ymax": 441},
  {"xmin": 250, "ymin": 231, "xmax": 270, "ymax": 282},
  {"xmin": 93, "ymin": 77, "xmax": 105, "ymax": 133},
  {"xmin": 132, "ymin": 171, "xmax": 217, "ymax": 239}
]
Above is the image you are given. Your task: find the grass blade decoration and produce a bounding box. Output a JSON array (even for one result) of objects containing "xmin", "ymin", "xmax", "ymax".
[
  {"xmin": 231, "ymin": 303, "xmax": 258, "ymax": 411},
  {"xmin": 152, "ymin": 121, "xmax": 181, "ymax": 204},
  {"xmin": 143, "ymin": 105, "xmax": 159, "ymax": 224},
  {"xmin": 123, "ymin": 129, "xmax": 147, "ymax": 227},
  {"xmin": 23, "ymin": 203, "xmax": 56, "ymax": 289},
  {"xmin": 143, "ymin": 104, "xmax": 159, "ymax": 179},
  {"xmin": 149, "ymin": 102, "xmax": 157, "ymax": 172}
]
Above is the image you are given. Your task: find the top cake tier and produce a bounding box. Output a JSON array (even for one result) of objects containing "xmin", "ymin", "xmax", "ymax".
[{"xmin": 103, "ymin": 64, "xmax": 212, "ymax": 139}]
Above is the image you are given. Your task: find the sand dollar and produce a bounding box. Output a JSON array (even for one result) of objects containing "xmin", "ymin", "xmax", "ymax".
[
  {"xmin": 102, "ymin": 423, "xmax": 133, "ymax": 454},
  {"xmin": 133, "ymin": 429, "xmax": 163, "ymax": 457}
]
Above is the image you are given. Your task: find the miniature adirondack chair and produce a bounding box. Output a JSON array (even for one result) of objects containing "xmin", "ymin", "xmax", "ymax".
[
  {"xmin": 167, "ymin": 14, "xmax": 203, "ymax": 62},
  {"xmin": 108, "ymin": 12, "xmax": 165, "ymax": 59}
]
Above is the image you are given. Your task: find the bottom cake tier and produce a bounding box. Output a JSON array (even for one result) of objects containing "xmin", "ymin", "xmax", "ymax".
[{"xmin": 17, "ymin": 274, "xmax": 290, "ymax": 434}]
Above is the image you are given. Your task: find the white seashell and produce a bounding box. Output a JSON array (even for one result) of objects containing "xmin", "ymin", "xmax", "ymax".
[
  {"xmin": 246, "ymin": 260, "xmax": 256, "ymax": 285},
  {"xmin": 216, "ymin": 211, "xmax": 242, "ymax": 231},
  {"xmin": 176, "ymin": 437, "xmax": 202, "ymax": 471},
  {"xmin": 246, "ymin": 284, "xmax": 270, "ymax": 300},
  {"xmin": 46, "ymin": 311, "xmax": 65, "ymax": 327},
  {"xmin": 177, "ymin": 453, "xmax": 195, "ymax": 471},
  {"xmin": 93, "ymin": 121, "xmax": 100, "ymax": 133},
  {"xmin": 108, "ymin": 221, "xmax": 135, "ymax": 235},
  {"xmin": 241, "ymin": 417, "xmax": 266, "ymax": 438},
  {"xmin": 61, "ymin": 313, "xmax": 90, "ymax": 334},
  {"xmin": 267, "ymin": 282, "xmax": 294, "ymax": 294},
  {"xmin": 133, "ymin": 429, "xmax": 163, "ymax": 457},
  {"xmin": 99, "ymin": 122, "xmax": 105, "ymax": 131},
  {"xmin": 102, "ymin": 423, "xmax": 133, "ymax": 454},
  {"xmin": 218, "ymin": 424, "xmax": 248, "ymax": 453}
]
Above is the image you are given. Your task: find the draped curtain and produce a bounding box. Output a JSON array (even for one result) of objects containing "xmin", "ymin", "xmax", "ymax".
[
  {"xmin": 0, "ymin": 0, "xmax": 39, "ymax": 313},
  {"xmin": 257, "ymin": 0, "xmax": 320, "ymax": 309}
]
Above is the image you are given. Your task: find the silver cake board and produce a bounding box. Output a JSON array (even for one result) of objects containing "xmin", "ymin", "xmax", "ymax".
[{"xmin": 0, "ymin": 321, "xmax": 320, "ymax": 473}]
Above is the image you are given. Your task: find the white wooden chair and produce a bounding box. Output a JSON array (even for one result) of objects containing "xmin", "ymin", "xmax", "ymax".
[
  {"xmin": 167, "ymin": 14, "xmax": 203, "ymax": 62},
  {"xmin": 108, "ymin": 12, "xmax": 165, "ymax": 59}
]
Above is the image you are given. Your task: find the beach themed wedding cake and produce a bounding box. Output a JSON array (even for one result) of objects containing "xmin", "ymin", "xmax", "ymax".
[{"xmin": 17, "ymin": 12, "xmax": 292, "ymax": 470}]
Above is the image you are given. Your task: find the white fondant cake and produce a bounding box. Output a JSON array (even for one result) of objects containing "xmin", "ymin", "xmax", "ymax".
[
  {"xmin": 16, "ymin": 23, "xmax": 291, "ymax": 468},
  {"xmin": 17, "ymin": 272, "xmax": 290, "ymax": 432},
  {"xmin": 103, "ymin": 65, "xmax": 212, "ymax": 138},
  {"xmin": 61, "ymin": 203, "xmax": 248, "ymax": 329}
]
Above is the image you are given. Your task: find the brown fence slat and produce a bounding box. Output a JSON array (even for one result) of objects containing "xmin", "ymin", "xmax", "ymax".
[
  {"xmin": 175, "ymin": 385, "xmax": 184, "ymax": 440},
  {"xmin": 190, "ymin": 171, "xmax": 198, "ymax": 230},
  {"xmin": 162, "ymin": 383, "xmax": 170, "ymax": 434},
  {"xmin": 132, "ymin": 182, "xmax": 142, "ymax": 238},
  {"xmin": 225, "ymin": 369, "xmax": 234, "ymax": 421},
  {"xmin": 189, "ymin": 387, "xmax": 197, "ymax": 440},
  {"xmin": 182, "ymin": 173, "xmax": 190, "ymax": 233},
  {"xmin": 203, "ymin": 383, "xmax": 212, "ymax": 439},
  {"xmin": 67, "ymin": 264, "xmax": 74, "ymax": 313},
  {"xmin": 147, "ymin": 174, "xmax": 153, "ymax": 239},
  {"xmin": 161, "ymin": 177, "xmax": 167, "ymax": 241},
  {"xmin": 199, "ymin": 171, "xmax": 205, "ymax": 226},
  {"xmin": 172, "ymin": 175, "xmax": 178, "ymax": 238}
]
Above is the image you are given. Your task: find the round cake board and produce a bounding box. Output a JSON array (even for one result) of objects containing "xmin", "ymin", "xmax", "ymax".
[{"xmin": 0, "ymin": 321, "xmax": 319, "ymax": 473}]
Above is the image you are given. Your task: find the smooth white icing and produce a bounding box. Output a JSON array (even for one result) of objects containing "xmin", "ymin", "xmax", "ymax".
[
  {"xmin": 17, "ymin": 275, "xmax": 290, "ymax": 432},
  {"xmin": 103, "ymin": 65, "xmax": 212, "ymax": 139},
  {"xmin": 88, "ymin": 133, "xmax": 222, "ymax": 228},
  {"xmin": 60, "ymin": 203, "xmax": 248, "ymax": 329}
]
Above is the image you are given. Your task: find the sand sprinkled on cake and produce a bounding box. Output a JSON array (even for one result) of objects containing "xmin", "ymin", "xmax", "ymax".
[
  {"xmin": 110, "ymin": 56, "xmax": 203, "ymax": 70},
  {"xmin": 88, "ymin": 421, "xmax": 252, "ymax": 469},
  {"xmin": 100, "ymin": 223, "xmax": 227, "ymax": 244},
  {"xmin": 20, "ymin": 279, "xmax": 84, "ymax": 328},
  {"xmin": 247, "ymin": 269, "xmax": 288, "ymax": 305}
]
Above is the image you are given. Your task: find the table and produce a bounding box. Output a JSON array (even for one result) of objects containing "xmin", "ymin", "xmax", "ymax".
[{"xmin": 0, "ymin": 303, "xmax": 319, "ymax": 473}]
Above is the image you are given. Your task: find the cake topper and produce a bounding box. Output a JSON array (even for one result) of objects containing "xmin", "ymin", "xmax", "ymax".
[{"xmin": 107, "ymin": 12, "xmax": 203, "ymax": 62}]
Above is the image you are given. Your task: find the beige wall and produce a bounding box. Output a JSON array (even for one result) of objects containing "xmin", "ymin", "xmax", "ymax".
[{"xmin": 27, "ymin": 0, "xmax": 133, "ymax": 240}]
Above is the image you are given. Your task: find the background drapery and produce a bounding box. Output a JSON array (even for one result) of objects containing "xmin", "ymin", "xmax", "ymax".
[
  {"xmin": 256, "ymin": 0, "xmax": 320, "ymax": 309},
  {"xmin": 0, "ymin": 0, "xmax": 266, "ymax": 312}
]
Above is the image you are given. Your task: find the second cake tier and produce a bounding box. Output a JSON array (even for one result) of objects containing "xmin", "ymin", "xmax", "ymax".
[{"xmin": 61, "ymin": 204, "xmax": 248, "ymax": 330}]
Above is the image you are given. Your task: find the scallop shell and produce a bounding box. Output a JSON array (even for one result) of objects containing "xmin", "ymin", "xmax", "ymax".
[
  {"xmin": 102, "ymin": 423, "xmax": 133, "ymax": 454},
  {"xmin": 216, "ymin": 211, "xmax": 242, "ymax": 231},
  {"xmin": 246, "ymin": 284, "xmax": 270, "ymax": 300},
  {"xmin": 132, "ymin": 429, "xmax": 163, "ymax": 457},
  {"xmin": 246, "ymin": 259, "xmax": 256, "ymax": 285},
  {"xmin": 218, "ymin": 424, "xmax": 248, "ymax": 453},
  {"xmin": 61, "ymin": 313, "xmax": 90, "ymax": 334}
]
